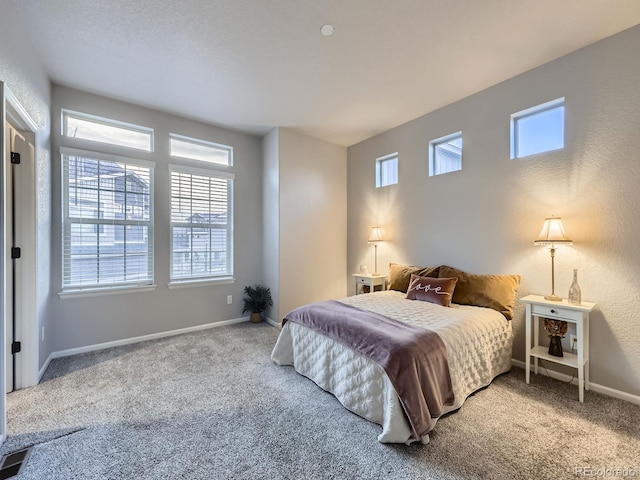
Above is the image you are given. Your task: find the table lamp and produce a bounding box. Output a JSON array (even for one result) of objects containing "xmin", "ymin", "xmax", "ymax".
[{"xmin": 534, "ymin": 216, "xmax": 572, "ymax": 301}]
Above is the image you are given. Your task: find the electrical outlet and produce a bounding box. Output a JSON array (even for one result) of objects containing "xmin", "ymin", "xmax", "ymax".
[{"xmin": 227, "ymin": 295, "xmax": 232, "ymax": 305}]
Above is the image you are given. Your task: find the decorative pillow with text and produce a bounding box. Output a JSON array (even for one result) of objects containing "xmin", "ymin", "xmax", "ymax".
[
  {"xmin": 405, "ymin": 274, "xmax": 458, "ymax": 307},
  {"xmin": 388, "ymin": 263, "xmax": 440, "ymax": 292}
]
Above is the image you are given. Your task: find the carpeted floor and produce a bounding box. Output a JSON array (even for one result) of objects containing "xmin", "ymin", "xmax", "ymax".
[{"xmin": 2, "ymin": 322, "xmax": 639, "ymax": 479}]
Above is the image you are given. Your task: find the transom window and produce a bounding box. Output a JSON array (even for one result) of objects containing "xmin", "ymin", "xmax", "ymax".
[
  {"xmin": 170, "ymin": 165, "xmax": 234, "ymax": 281},
  {"xmin": 170, "ymin": 133, "xmax": 233, "ymax": 166},
  {"xmin": 511, "ymin": 98, "xmax": 565, "ymax": 159},
  {"xmin": 61, "ymin": 147, "xmax": 154, "ymax": 289},
  {"xmin": 429, "ymin": 132, "xmax": 462, "ymax": 176},
  {"xmin": 376, "ymin": 153, "xmax": 398, "ymax": 188},
  {"xmin": 62, "ymin": 109, "xmax": 154, "ymax": 152}
]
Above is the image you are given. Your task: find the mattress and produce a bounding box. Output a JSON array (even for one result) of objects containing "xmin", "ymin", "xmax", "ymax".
[{"xmin": 271, "ymin": 290, "xmax": 513, "ymax": 444}]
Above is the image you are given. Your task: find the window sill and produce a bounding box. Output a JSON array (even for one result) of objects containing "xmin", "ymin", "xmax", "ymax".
[
  {"xmin": 58, "ymin": 284, "xmax": 157, "ymax": 299},
  {"xmin": 167, "ymin": 277, "xmax": 235, "ymax": 290}
]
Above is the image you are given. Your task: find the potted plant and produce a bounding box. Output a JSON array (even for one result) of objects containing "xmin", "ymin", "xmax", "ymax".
[{"xmin": 242, "ymin": 284, "xmax": 273, "ymax": 323}]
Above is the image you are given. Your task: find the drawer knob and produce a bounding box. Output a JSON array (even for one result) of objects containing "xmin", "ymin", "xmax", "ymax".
[{"xmin": 551, "ymin": 309, "xmax": 556, "ymax": 314}]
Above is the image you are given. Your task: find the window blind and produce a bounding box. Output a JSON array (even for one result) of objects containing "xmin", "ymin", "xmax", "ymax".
[
  {"xmin": 61, "ymin": 148, "xmax": 154, "ymax": 289},
  {"xmin": 169, "ymin": 165, "xmax": 234, "ymax": 281}
]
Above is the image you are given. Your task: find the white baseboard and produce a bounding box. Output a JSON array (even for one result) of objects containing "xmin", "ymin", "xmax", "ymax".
[
  {"xmin": 511, "ymin": 358, "xmax": 640, "ymax": 406},
  {"xmin": 264, "ymin": 316, "xmax": 280, "ymax": 328},
  {"xmin": 38, "ymin": 353, "xmax": 54, "ymax": 381},
  {"xmin": 39, "ymin": 316, "xmax": 250, "ymax": 380}
]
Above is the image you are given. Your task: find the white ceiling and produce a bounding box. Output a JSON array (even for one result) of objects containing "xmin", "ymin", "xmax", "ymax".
[{"xmin": 12, "ymin": 0, "xmax": 640, "ymax": 146}]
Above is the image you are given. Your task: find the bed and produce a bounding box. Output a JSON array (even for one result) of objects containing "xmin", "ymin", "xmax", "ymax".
[{"xmin": 271, "ymin": 264, "xmax": 520, "ymax": 444}]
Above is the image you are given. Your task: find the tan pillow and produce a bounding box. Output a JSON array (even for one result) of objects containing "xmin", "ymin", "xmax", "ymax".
[
  {"xmin": 388, "ymin": 263, "xmax": 440, "ymax": 293},
  {"xmin": 406, "ymin": 274, "xmax": 457, "ymax": 307},
  {"xmin": 438, "ymin": 265, "xmax": 521, "ymax": 320}
]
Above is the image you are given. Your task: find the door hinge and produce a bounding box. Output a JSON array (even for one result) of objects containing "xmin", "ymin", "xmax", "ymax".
[
  {"xmin": 11, "ymin": 151, "xmax": 21, "ymax": 164},
  {"xmin": 11, "ymin": 247, "xmax": 21, "ymax": 259},
  {"xmin": 11, "ymin": 341, "xmax": 21, "ymax": 354}
]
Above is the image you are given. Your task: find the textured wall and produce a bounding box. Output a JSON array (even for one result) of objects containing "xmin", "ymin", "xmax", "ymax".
[
  {"xmin": 0, "ymin": 1, "xmax": 52, "ymax": 370},
  {"xmin": 278, "ymin": 128, "xmax": 347, "ymax": 319},
  {"xmin": 347, "ymin": 26, "xmax": 640, "ymax": 397},
  {"xmin": 49, "ymin": 85, "xmax": 263, "ymax": 351},
  {"xmin": 263, "ymin": 128, "xmax": 347, "ymax": 320},
  {"xmin": 262, "ymin": 128, "xmax": 280, "ymax": 321}
]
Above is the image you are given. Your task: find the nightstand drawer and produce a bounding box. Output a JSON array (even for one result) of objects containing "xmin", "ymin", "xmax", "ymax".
[
  {"xmin": 356, "ymin": 277, "xmax": 370, "ymax": 284},
  {"xmin": 532, "ymin": 304, "xmax": 580, "ymax": 321}
]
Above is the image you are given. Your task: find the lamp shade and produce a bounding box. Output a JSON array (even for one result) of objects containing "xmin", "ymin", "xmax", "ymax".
[
  {"xmin": 534, "ymin": 217, "xmax": 572, "ymax": 246},
  {"xmin": 368, "ymin": 226, "xmax": 384, "ymax": 243}
]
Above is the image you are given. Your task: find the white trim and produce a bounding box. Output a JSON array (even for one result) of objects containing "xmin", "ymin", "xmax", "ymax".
[
  {"xmin": 264, "ymin": 316, "xmax": 280, "ymax": 328},
  {"xmin": 48, "ymin": 316, "xmax": 250, "ymax": 361},
  {"xmin": 167, "ymin": 277, "xmax": 235, "ymax": 289},
  {"xmin": 61, "ymin": 108, "xmax": 154, "ymax": 153},
  {"xmin": 58, "ymin": 284, "xmax": 157, "ymax": 299},
  {"xmin": 510, "ymin": 97, "xmax": 564, "ymax": 159},
  {"xmin": 38, "ymin": 351, "xmax": 54, "ymax": 381},
  {"xmin": 60, "ymin": 146, "xmax": 156, "ymax": 168},
  {"xmin": 1, "ymin": 81, "xmax": 6, "ymax": 446},
  {"xmin": 168, "ymin": 163, "xmax": 234, "ymax": 179},
  {"xmin": 169, "ymin": 133, "xmax": 233, "ymax": 167},
  {"xmin": 429, "ymin": 131, "xmax": 463, "ymax": 177},
  {"xmin": 512, "ymin": 358, "xmax": 640, "ymax": 406},
  {"xmin": 5, "ymin": 88, "xmax": 38, "ymax": 132},
  {"xmin": 375, "ymin": 152, "xmax": 398, "ymax": 188}
]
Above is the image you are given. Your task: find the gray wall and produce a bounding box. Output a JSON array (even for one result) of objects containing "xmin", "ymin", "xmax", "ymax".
[
  {"xmin": 50, "ymin": 85, "xmax": 263, "ymax": 351},
  {"xmin": 0, "ymin": 1, "xmax": 53, "ymax": 369},
  {"xmin": 263, "ymin": 127, "xmax": 347, "ymax": 321},
  {"xmin": 278, "ymin": 128, "xmax": 347, "ymax": 320},
  {"xmin": 347, "ymin": 25, "xmax": 640, "ymax": 397},
  {"xmin": 262, "ymin": 128, "xmax": 280, "ymax": 321}
]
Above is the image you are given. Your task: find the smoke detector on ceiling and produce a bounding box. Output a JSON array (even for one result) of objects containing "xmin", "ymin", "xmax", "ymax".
[{"xmin": 320, "ymin": 24, "xmax": 335, "ymax": 37}]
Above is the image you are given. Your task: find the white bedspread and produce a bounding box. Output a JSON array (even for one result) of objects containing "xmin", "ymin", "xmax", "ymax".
[{"xmin": 271, "ymin": 290, "xmax": 513, "ymax": 444}]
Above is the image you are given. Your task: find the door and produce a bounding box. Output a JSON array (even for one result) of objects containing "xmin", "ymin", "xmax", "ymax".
[
  {"xmin": 4, "ymin": 122, "xmax": 29, "ymax": 394},
  {"xmin": 4, "ymin": 122, "xmax": 35, "ymax": 394},
  {"xmin": 4, "ymin": 122, "xmax": 13, "ymax": 394},
  {"xmin": 1, "ymin": 81, "xmax": 7, "ymax": 446},
  {"xmin": 1, "ymin": 84, "xmax": 39, "ymax": 447}
]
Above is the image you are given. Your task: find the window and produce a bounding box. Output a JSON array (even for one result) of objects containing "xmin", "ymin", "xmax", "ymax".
[
  {"xmin": 511, "ymin": 98, "xmax": 564, "ymax": 159},
  {"xmin": 170, "ymin": 165, "xmax": 234, "ymax": 282},
  {"xmin": 429, "ymin": 132, "xmax": 462, "ymax": 176},
  {"xmin": 61, "ymin": 147, "xmax": 154, "ymax": 290},
  {"xmin": 170, "ymin": 133, "xmax": 233, "ymax": 166},
  {"xmin": 62, "ymin": 109, "xmax": 154, "ymax": 152},
  {"xmin": 376, "ymin": 153, "xmax": 398, "ymax": 188}
]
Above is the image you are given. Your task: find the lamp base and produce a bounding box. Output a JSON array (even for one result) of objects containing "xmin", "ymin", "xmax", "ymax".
[{"xmin": 544, "ymin": 294, "xmax": 563, "ymax": 302}]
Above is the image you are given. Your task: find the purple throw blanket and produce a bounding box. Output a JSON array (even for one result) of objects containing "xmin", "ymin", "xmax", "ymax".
[{"xmin": 283, "ymin": 300, "xmax": 455, "ymax": 439}]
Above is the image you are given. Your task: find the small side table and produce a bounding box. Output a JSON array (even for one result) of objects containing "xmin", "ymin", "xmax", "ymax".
[
  {"xmin": 520, "ymin": 294, "xmax": 596, "ymax": 402},
  {"xmin": 353, "ymin": 274, "xmax": 387, "ymax": 295}
]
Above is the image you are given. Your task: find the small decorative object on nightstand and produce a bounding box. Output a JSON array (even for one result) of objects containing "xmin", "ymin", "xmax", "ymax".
[
  {"xmin": 568, "ymin": 269, "xmax": 581, "ymax": 305},
  {"xmin": 352, "ymin": 274, "xmax": 387, "ymax": 295},
  {"xmin": 543, "ymin": 318, "xmax": 568, "ymax": 357},
  {"xmin": 521, "ymin": 294, "xmax": 596, "ymax": 402}
]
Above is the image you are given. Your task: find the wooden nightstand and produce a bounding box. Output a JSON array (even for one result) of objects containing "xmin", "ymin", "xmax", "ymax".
[
  {"xmin": 520, "ymin": 294, "xmax": 596, "ymax": 402},
  {"xmin": 353, "ymin": 274, "xmax": 387, "ymax": 295}
]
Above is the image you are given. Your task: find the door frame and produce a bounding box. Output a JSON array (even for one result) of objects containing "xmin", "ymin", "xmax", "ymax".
[{"xmin": 1, "ymin": 83, "xmax": 39, "ymax": 445}]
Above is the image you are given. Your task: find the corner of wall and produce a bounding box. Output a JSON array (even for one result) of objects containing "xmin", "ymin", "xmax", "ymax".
[{"xmin": 262, "ymin": 128, "xmax": 280, "ymax": 321}]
